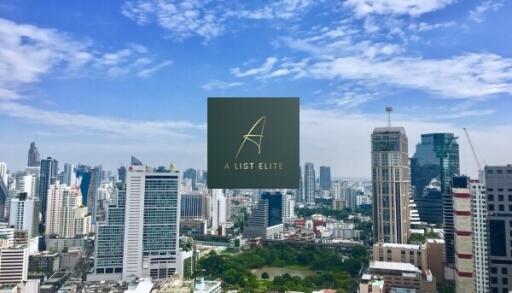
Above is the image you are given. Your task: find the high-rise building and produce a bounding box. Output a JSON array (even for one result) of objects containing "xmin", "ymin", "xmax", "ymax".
[
  {"xmin": 210, "ymin": 189, "xmax": 226, "ymax": 232},
  {"xmin": 0, "ymin": 176, "xmax": 7, "ymax": 220},
  {"xmin": 319, "ymin": 166, "xmax": 331, "ymax": 190},
  {"xmin": 261, "ymin": 192, "xmax": 283, "ymax": 226},
  {"xmin": 371, "ymin": 127, "xmax": 410, "ymax": 244},
  {"xmin": 410, "ymin": 133, "xmax": 459, "ymax": 268},
  {"xmin": 296, "ymin": 165, "xmax": 303, "ymax": 202},
  {"xmin": 181, "ymin": 192, "xmax": 208, "ymax": 220},
  {"xmin": 244, "ymin": 192, "xmax": 284, "ymax": 240},
  {"xmin": 282, "ymin": 192, "xmax": 296, "ymax": 224},
  {"xmin": 27, "ymin": 142, "xmax": 40, "ymax": 167},
  {"xmin": 304, "ymin": 163, "xmax": 315, "ymax": 204},
  {"xmin": 87, "ymin": 166, "xmax": 103, "ymax": 224},
  {"xmin": 38, "ymin": 157, "xmax": 58, "ymax": 223},
  {"xmin": 486, "ymin": 165, "xmax": 512, "ymax": 293},
  {"xmin": 61, "ymin": 163, "xmax": 75, "ymax": 186},
  {"xmin": 0, "ymin": 162, "xmax": 7, "ymax": 187},
  {"xmin": 0, "ymin": 245, "xmax": 29, "ymax": 285},
  {"xmin": 121, "ymin": 164, "xmax": 180, "ymax": 281},
  {"xmin": 14, "ymin": 172, "xmax": 37, "ymax": 197},
  {"xmin": 46, "ymin": 183, "xmax": 91, "ymax": 238},
  {"xmin": 183, "ymin": 168, "xmax": 198, "ymax": 190},
  {"xmin": 93, "ymin": 182, "xmax": 126, "ymax": 277},
  {"xmin": 8, "ymin": 193, "xmax": 39, "ymax": 238},
  {"xmin": 117, "ymin": 166, "xmax": 127, "ymax": 183},
  {"xmin": 470, "ymin": 180, "xmax": 489, "ymax": 293},
  {"xmin": 451, "ymin": 176, "xmax": 473, "ymax": 292}
]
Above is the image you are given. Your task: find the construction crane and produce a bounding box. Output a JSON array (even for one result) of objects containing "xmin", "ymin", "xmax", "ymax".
[{"xmin": 463, "ymin": 127, "xmax": 482, "ymax": 172}]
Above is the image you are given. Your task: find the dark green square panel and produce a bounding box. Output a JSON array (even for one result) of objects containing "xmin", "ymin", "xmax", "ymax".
[{"xmin": 208, "ymin": 97, "xmax": 299, "ymax": 189}]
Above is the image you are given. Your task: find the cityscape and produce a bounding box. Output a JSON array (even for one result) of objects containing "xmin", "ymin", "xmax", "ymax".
[{"xmin": 1, "ymin": 1, "xmax": 511, "ymax": 293}]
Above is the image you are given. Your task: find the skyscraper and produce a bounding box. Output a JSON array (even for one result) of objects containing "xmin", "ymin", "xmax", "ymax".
[
  {"xmin": 122, "ymin": 164, "xmax": 180, "ymax": 281},
  {"xmin": 371, "ymin": 127, "xmax": 410, "ymax": 244},
  {"xmin": 486, "ymin": 165, "xmax": 512, "ymax": 293},
  {"xmin": 8, "ymin": 193, "xmax": 39, "ymax": 239},
  {"xmin": 261, "ymin": 192, "xmax": 283, "ymax": 226},
  {"xmin": 470, "ymin": 180, "xmax": 489, "ymax": 293},
  {"xmin": 319, "ymin": 166, "xmax": 331, "ymax": 190},
  {"xmin": 451, "ymin": 176, "xmax": 473, "ymax": 292},
  {"xmin": 296, "ymin": 165, "xmax": 303, "ymax": 202},
  {"xmin": 45, "ymin": 183, "xmax": 91, "ymax": 238},
  {"xmin": 210, "ymin": 189, "xmax": 227, "ymax": 232},
  {"xmin": 411, "ymin": 133, "xmax": 459, "ymax": 226},
  {"xmin": 244, "ymin": 192, "xmax": 284, "ymax": 240},
  {"xmin": 0, "ymin": 162, "xmax": 7, "ymax": 187},
  {"xmin": 38, "ymin": 157, "xmax": 58, "ymax": 223},
  {"xmin": 61, "ymin": 163, "xmax": 75, "ymax": 186},
  {"xmin": 304, "ymin": 162, "xmax": 315, "ymax": 204},
  {"xmin": 87, "ymin": 166, "xmax": 103, "ymax": 224},
  {"xmin": 27, "ymin": 142, "xmax": 40, "ymax": 167}
]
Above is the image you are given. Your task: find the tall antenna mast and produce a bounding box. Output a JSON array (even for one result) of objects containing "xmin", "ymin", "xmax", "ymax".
[{"xmin": 385, "ymin": 106, "xmax": 393, "ymax": 127}]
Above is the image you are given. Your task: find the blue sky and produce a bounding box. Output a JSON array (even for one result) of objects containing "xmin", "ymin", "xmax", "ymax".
[{"xmin": 0, "ymin": 0, "xmax": 511, "ymax": 178}]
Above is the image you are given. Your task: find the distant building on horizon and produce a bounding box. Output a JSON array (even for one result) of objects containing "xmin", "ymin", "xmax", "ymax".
[
  {"xmin": 38, "ymin": 157, "xmax": 58, "ymax": 224},
  {"xmin": 319, "ymin": 166, "xmax": 331, "ymax": 190},
  {"xmin": 304, "ymin": 163, "xmax": 315, "ymax": 204},
  {"xmin": 27, "ymin": 142, "xmax": 40, "ymax": 167},
  {"xmin": 371, "ymin": 127, "xmax": 410, "ymax": 244}
]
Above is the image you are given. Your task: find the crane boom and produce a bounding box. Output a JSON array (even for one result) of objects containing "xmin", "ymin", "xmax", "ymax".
[{"xmin": 463, "ymin": 128, "xmax": 482, "ymax": 171}]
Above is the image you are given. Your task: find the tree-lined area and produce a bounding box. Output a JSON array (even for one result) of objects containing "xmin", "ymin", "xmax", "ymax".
[{"xmin": 197, "ymin": 243, "xmax": 368, "ymax": 292}]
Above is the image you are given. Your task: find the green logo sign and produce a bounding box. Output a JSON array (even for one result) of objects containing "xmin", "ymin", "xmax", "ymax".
[{"xmin": 208, "ymin": 97, "xmax": 299, "ymax": 189}]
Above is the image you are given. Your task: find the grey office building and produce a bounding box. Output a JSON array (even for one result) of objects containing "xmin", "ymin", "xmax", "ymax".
[
  {"xmin": 93, "ymin": 164, "xmax": 180, "ymax": 281},
  {"xmin": 486, "ymin": 165, "xmax": 512, "ymax": 293},
  {"xmin": 39, "ymin": 157, "xmax": 58, "ymax": 223},
  {"xmin": 319, "ymin": 166, "xmax": 331, "ymax": 190},
  {"xmin": 371, "ymin": 127, "xmax": 410, "ymax": 244},
  {"xmin": 304, "ymin": 163, "xmax": 315, "ymax": 204}
]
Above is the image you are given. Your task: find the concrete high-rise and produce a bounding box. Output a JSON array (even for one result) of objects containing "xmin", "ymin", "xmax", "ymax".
[
  {"xmin": 411, "ymin": 133, "xmax": 459, "ymax": 225},
  {"xmin": 470, "ymin": 180, "xmax": 489, "ymax": 293},
  {"xmin": 486, "ymin": 165, "xmax": 512, "ymax": 293},
  {"xmin": 304, "ymin": 163, "xmax": 315, "ymax": 204},
  {"xmin": 121, "ymin": 164, "xmax": 180, "ymax": 281},
  {"xmin": 451, "ymin": 176, "xmax": 473, "ymax": 292},
  {"xmin": 27, "ymin": 142, "xmax": 40, "ymax": 167},
  {"xmin": 243, "ymin": 192, "xmax": 284, "ymax": 240},
  {"xmin": 210, "ymin": 189, "xmax": 227, "ymax": 232},
  {"xmin": 61, "ymin": 163, "xmax": 75, "ymax": 186},
  {"xmin": 8, "ymin": 193, "xmax": 39, "ymax": 238},
  {"xmin": 319, "ymin": 166, "xmax": 331, "ymax": 190},
  {"xmin": 371, "ymin": 127, "xmax": 410, "ymax": 244},
  {"xmin": 0, "ymin": 162, "xmax": 6, "ymax": 187},
  {"xmin": 39, "ymin": 157, "xmax": 58, "ymax": 223},
  {"xmin": 46, "ymin": 183, "xmax": 91, "ymax": 238}
]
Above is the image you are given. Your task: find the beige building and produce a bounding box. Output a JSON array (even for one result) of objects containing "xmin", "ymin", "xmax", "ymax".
[
  {"xmin": 371, "ymin": 127, "xmax": 410, "ymax": 244},
  {"xmin": 360, "ymin": 243, "xmax": 438, "ymax": 292},
  {"xmin": 46, "ymin": 183, "xmax": 91, "ymax": 238},
  {"xmin": 360, "ymin": 261, "xmax": 436, "ymax": 293},
  {"xmin": 452, "ymin": 177, "xmax": 473, "ymax": 293},
  {"xmin": 425, "ymin": 239, "xmax": 444, "ymax": 283}
]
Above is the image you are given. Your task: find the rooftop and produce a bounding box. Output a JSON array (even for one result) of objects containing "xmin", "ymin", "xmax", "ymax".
[{"xmin": 369, "ymin": 261, "xmax": 421, "ymax": 273}]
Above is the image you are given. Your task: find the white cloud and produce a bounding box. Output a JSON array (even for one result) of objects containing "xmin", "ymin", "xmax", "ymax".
[
  {"xmin": 122, "ymin": 0, "xmax": 318, "ymax": 41},
  {"xmin": 202, "ymin": 80, "xmax": 245, "ymax": 90},
  {"xmin": 307, "ymin": 53, "xmax": 512, "ymax": 98},
  {"xmin": 469, "ymin": 0, "xmax": 504, "ymax": 23},
  {"xmin": 138, "ymin": 60, "xmax": 173, "ymax": 77},
  {"xmin": 231, "ymin": 57, "xmax": 278, "ymax": 78},
  {"xmin": 0, "ymin": 18, "xmax": 172, "ymax": 86},
  {"xmin": 238, "ymin": 0, "xmax": 316, "ymax": 20},
  {"xmin": 344, "ymin": 0, "xmax": 456, "ymax": 17},
  {"xmin": 0, "ymin": 100, "xmax": 205, "ymax": 138}
]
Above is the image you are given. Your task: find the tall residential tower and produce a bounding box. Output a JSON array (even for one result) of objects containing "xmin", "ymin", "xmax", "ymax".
[{"xmin": 371, "ymin": 127, "xmax": 410, "ymax": 243}]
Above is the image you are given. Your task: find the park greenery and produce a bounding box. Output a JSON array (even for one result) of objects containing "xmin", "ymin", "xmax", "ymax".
[{"xmin": 197, "ymin": 243, "xmax": 368, "ymax": 292}]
